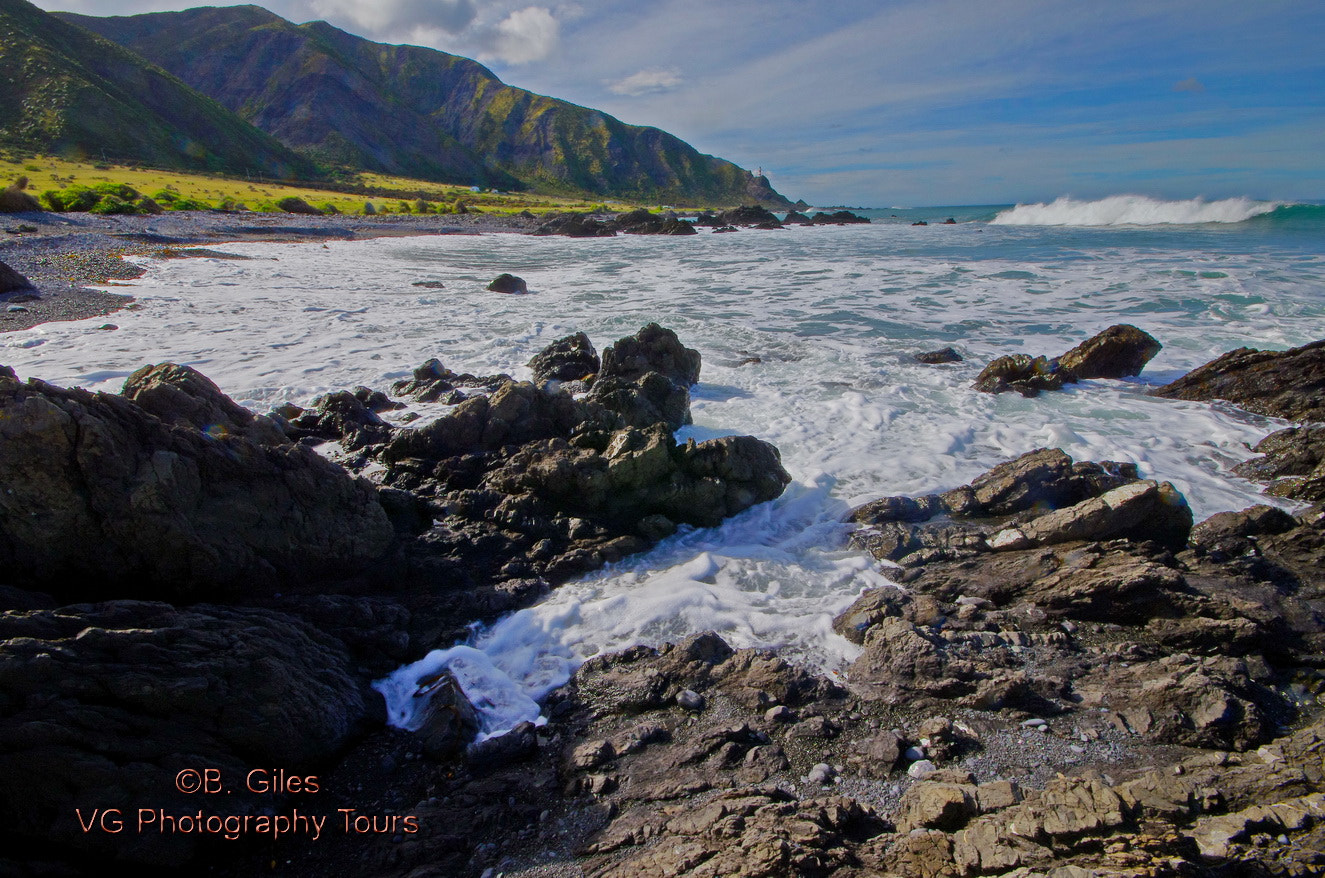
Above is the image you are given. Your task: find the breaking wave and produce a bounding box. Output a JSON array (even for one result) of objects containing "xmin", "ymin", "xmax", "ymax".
[{"xmin": 991, "ymin": 195, "xmax": 1283, "ymax": 226}]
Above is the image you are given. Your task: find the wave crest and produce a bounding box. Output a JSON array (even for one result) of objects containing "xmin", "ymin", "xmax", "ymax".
[{"xmin": 991, "ymin": 195, "xmax": 1282, "ymax": 226}]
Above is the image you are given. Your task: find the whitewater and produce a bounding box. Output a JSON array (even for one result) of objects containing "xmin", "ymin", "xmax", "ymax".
[{"xmin": 5, "ymin": 196, "xmax": 1323, "ymax": 738}]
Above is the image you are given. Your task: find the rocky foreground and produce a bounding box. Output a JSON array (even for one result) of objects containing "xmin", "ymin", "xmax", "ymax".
[{"xmin": 1, "ymin": 330, "xmax": 1324, "ymax": 876}]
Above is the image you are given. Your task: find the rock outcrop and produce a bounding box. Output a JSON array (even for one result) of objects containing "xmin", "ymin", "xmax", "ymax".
[
  {"xmin": 0, "ymin": 364, "xmax": 394, "ymax": 601},
  {"xmin": 1152, "ymin": 337, "xmax": 1325, "ymax": 422}
]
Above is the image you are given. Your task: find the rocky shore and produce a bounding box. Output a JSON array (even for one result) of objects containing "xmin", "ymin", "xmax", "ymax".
[{"xmin": 1, "ymin": 232, "xmax": 1324, "ymax": 876}]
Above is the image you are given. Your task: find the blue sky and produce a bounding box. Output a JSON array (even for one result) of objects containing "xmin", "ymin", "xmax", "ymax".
[{"xmin": 34, "ymin": 0, "xmax": 1325, "ymax": 206}]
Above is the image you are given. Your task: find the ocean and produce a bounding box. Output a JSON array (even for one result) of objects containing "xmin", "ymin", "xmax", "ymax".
[{"xmin": 6, "ymin": 195, "xmax": 1323, "ymax": 737}]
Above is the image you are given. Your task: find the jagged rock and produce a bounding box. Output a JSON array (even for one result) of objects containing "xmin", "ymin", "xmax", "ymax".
[
  {"xmin": 599, "ymin": 322, "xmax": 702, "ymax": 387},
  {"xmin": 973, "ymin": 353, "xmax": 1069, "ymax": 396},
  {"xmin": 1056, "ymin": 323, "xmax": 1161, "ymax": 379},
  {"xmin": 915, "ymin": 347, "xmax": 962, "ymax": 364},
  {"xmin": 412, "ymin": 670, "xmax": 480, "ymax": 759},
  {"xmin": 0, "ymin": 601, "xmax": 372, "ymax": 865},
  {"xmin": 487, "ymin": 273, "xmax": 529, "ymax": 294},
  {"xmin": 527, "ymin": 331, "xmax": 600, "ymax": 383},
  {"xmin": 1151, "ymin": 337, "xmax": 1325, "ymax": 422},
  {"xmin": 895, "ymin": 781, "xmax": 979, "ymax": 833},
  {"xmin": 0, "ymin": 258, "xmax": 35, "ymax": 293},
  {"xmin": 289, "ymin": 388, "xmax": 394, "ymax": 450},
  {"xmin": 0, "ymin": 366, "xmax": 393, "ymax": 600},
  {"xmin": 1188, "ymin": 504, "xmax": 1298, "ymax": 559},
  {"xmin": 781, "ymin": 210, "xmax": 812, "ymax": 224},
  {"xmin": 122, "ymin": 362, "xmax": 286, "ymax": 445},
  {"xmin": 389, "ymin": 357, "xmax": 508, "ymax": 403},
  {"xmin": 1233, "ymin": 425, "xmax": 1325, "ymax": 503}
]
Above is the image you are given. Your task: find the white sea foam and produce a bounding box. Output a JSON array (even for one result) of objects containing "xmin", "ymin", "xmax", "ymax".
[
  {"xmin": 5, "ymin": 221, "xmax": 1322, "ymax": 736},
  {"xmin": 991, "ymin": 195, "xmax": 1281, "ymax": 226}
]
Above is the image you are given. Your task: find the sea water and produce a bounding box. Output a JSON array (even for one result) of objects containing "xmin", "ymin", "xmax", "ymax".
[{"xmin": 5, "ymin": 196, "xmax": 1323, "ymax": 737}]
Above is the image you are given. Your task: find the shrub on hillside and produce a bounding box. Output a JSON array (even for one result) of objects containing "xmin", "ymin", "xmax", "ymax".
[
  {"xmin": 0, "ymin": 177, "xmax": 41, "ymax": 212},
  {"xmin": 277, "ymin": 196, "xmax": 322, "ymax": 215}
]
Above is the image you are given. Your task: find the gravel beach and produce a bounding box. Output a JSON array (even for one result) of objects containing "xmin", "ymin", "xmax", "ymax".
[{"xmin": 0, "ymin": 209, "xmax": 542, "ymax": 333}]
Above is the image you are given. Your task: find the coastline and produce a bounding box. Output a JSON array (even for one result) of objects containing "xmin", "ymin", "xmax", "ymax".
[{"xmin": 0, "ymin": 209, "xmax": 543, "ymax": 333}]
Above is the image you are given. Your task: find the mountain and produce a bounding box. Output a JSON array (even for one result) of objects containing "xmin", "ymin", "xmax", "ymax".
[
  {"xmin": 60, "ymin": 5, "xmax": 789, "ymax": 205},
  {"xmin": 0, "ymin": 0, "xmax": 316, "ymax": 178}
]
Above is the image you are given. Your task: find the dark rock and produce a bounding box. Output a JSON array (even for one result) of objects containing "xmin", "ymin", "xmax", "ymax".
[
  {"xmin": 1151, "ymin": 338, "xmax": 1325, "ymax": 422},
  {"xmin": 1188, "ymin": 504, "xmax": 1298, "ymax": 559},
  {"xmin": 0, "ymin": 367, "xmax": 394, "ymax": 600},
  {"xmin": 986, "ymin": 479, "xmax": 1193, "ymax": 553},
  {"xmin": 121, "ymin": 362, "xmax": 286, "ymax": 445},
  {"xmin": 527, "ymin": 331, "xmax": 600, "ymax": 383},
  {"xmin": 0, "ymin": 601, "xmax": 372, "ymax": 864},
  {"xmin": 811, "ymin": 210, "xmax": 871, "ymax": 224},
  {"xmin": 1057, "ymin": 323, "xmax": 1161, "ymax": 379},
  {"xmin": 412, "ymin": 280, "xmax": 446, "ymax": 289},
  {"xmin": 973, "ymin": 353, "xmax": 1069, "ymax": 396},
  {"xmin": 717, "ymin": 205, "xmax": 782, "ymax": 228},
  {"xmin": 289, "ymin": 389, "xmax": 394, "ymax": 450},
  {"xmin": 0, "ymin": 258, "xmax": 35, "ymax": 293},
  {"xmin": 599, "ymin": 322, "xmax": 701, "ymax": 387},
  {"xmin": 781, "ymin": 210, "xmax": 812, "ymax": 224},
  {"xmin": 487, "ymin": 273, "xmax": 529, "ymax": 294},
  {"xmin": 611, "ymin": 209, "xmax": 697, "ymax": 236},
  {"xmin": 533, "ymin": 211, "xmax": 616, "ymax": 237},
  {"xmin": 413, "ymin": 669, "xmax": 480, "ymax": 759},
  {"xmin": 915, "ymin": 347, "xmax": 962, "ymax": 364}
]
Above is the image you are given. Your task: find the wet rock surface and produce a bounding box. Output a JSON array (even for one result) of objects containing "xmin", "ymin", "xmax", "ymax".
[
  {"xmin": 5, "ymin": 331, "xmax": 1325, "ymax": 877},
  {"xmin": 975, "ymin": 323, "xmax": 1162, "ymax": 395},
  {"xmin": 1152, "ymin": 337, "xmax": 1325, "ymax": 422}
]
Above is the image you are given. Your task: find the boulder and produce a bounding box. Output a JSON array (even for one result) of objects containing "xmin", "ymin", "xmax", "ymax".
[
  {"xmin": 288, "ymin": 389, "xmax": 395, "ymax": 450},
  {"xmin": 717, "ymin": 205, "xmax": 782, "ymax": 228},
  {"xmin": 975, "ymin": 324, "xmax": 1162, "ymax": 395},
  {"xmin": 1151, "ymin": 337, "xmax": 1325, "ymax": 422},
  {"xmin": 611, "ymin": 209, "xmax": 697, "ymax": 236},
  {"xmin": 412, "ymin": 669, "xmax": 481, "ymax": 759},
  {"xmin": 0, "ymin": 258, "xmax": 35, "ymax": 293},
  {"xmin": 599, "ymin": 322, "xmax": 702, "ymax": 387},
  {"xmin": 973, "ymin": 353, "xmax": 1068, "ymax": 396},
  {"xmin": 1056, "ymin": 323, "xmax": 1161, "ymax": 379},
  {"xmin": 915, "ymin": 347, "xmax": 962, "ymax": 364},
  {"xmin": 487, "ymin": 273, "xmax": 529, "ymax": 294},
  {"xmin": 988, "ymin": 479, "xmax": 1193, "ymax": 553},
  {"xmin": 0, "ymin": 365, "xmax": 394, "ymax": 600},
  {"xmin": 781, "ymin": 210, "xmax": 812, "ymax": 225},
  {"xmin": 527, "ymin": 331, "xmax": 600, "ymax": 383}
]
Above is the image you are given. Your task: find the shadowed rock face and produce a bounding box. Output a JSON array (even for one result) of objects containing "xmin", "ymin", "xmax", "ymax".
[
  {"xmin": 0, "ymin": 601, "xmax": 373, "ymax": 866},
  {"xmin": 1151, "ymin": 337, "xmax": 1325, "ymax": 422},
  {"xmin": 0, "ymin": 364, "xmax": 395, "ymax": 602},
  {"xmin": 0, "ymin": 259, "xmax": 35, "ymax": 293}
]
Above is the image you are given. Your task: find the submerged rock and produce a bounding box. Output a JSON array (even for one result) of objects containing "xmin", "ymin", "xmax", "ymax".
[{"xmin": 915, "ymin": 346, "xmax": 962, "ymax": 364}]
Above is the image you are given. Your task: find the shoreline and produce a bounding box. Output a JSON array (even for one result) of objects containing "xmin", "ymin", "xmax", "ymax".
[{"xmin": 0, "ymin": 209, "xmax": 543, "ymax": 333}]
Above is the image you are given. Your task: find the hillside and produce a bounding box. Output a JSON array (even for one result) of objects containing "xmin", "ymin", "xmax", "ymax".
[
  {"xmin": 61, "ymin": 5, "xmax": 789, "ymax": 205},
  {"xmin": 0, "ymin": 0, "xmax": 317, "ymax": 179}
]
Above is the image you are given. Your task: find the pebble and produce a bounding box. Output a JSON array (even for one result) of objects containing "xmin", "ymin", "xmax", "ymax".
[
  {"xmin": 676, "ymin": 689, "xmax": 705, "ymax": 712},
  {"xmin": 807, "ymin": 763, "xmax": 835, "ymax": 785},
  {"xmin": 907, "ymin": 759, "xmax": 937, "ymax": 779},
  {"xmin": 904, "ymin": 745, "xmax": 926, "ymax": 761}
]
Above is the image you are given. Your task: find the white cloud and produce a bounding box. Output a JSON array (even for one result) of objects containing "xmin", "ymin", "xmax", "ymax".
[
  {"xmin": 482, "ymin": 6, "xmax": 560, "ymax": 64},
  {"xmin": 608, "ymin": 68, "xmax": 683, "ymax": 97},
  {"xmin": 309, "ymin": 0, "xmax": 478, "ymax": 35}
]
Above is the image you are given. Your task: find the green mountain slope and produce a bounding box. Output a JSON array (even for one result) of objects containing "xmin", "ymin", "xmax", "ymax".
[
  {"xmin": 0, "ymin": 0, "xmax": 317, "ymax": 178},
  {"xmin": 61, "ymin": 5, "xmax": 788, "ymax": 205}
]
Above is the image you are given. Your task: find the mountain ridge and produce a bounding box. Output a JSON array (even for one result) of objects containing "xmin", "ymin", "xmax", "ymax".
[
  {"xmin": 0, "ymin": 0, "xmax": 317, "ymax": 179},
  {"xmin": 60, "ymin": 5, "xmax": 790, "ymax": 206}
]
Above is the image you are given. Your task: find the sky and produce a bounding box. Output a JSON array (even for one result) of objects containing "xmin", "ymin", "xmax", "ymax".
[{"xmin": 32, "ymin": 0, "xmax": 1325, "ymax": 206}]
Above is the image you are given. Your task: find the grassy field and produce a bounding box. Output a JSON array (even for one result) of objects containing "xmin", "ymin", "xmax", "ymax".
[{"xmin": 0, "ymin": 154, "xmax": 642, "ymax": 216}]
